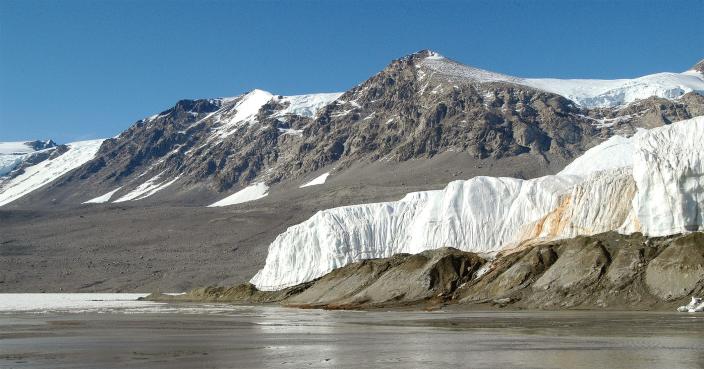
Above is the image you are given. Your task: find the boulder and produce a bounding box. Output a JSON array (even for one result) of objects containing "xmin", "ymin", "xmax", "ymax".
[{"xmin": 645, "ymin": 233, "xmax": 704, "ymax": 300}]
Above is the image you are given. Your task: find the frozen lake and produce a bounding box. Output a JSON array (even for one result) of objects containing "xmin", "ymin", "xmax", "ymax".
[{"xmin": 1, "ymin": 294, "xmax": 703, "ymax": 369}]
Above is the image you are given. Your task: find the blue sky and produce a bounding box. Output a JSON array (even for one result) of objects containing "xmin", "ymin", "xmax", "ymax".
[{"xmin": 1, "ymin": 0, "xmax": 702, "ymax": 143}]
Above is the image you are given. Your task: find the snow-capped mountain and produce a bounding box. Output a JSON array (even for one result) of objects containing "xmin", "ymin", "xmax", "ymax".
[
  {"xmin": 2, "ymin": 51, "xmax": 702, "ymax": 209},
  {"xmin": 251, "ymin": 115, "xmax": 704, "ymax": 291}
]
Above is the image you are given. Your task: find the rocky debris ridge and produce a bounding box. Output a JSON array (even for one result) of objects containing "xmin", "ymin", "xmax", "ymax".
[
  {"xmin": 150, "ymin": 231, "xmax": 704, "ymax": 310},
  {"xmin": 250, "ymin": 116, "xmax": 704, "ymax": 290}
]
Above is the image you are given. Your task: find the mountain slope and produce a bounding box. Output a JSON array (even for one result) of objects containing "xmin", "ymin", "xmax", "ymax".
[{"xmin": 4, "ymin": 51, "xmax": 703, "ymax": 209}]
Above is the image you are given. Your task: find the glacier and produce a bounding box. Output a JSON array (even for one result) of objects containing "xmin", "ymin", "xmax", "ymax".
[
  {"xmin": 0, "ymin": 139, "xmax": 105, "ymax": 207},
  {"xmin": 251, "ymin": 116, "xmax": 704, "ymax": 291},
  {"xmin": 0, "ymin": 140, "xmax": 56, "ymax": 177}
]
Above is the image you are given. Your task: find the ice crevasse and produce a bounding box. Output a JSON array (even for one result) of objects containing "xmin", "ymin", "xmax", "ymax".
[{"xmin": 251, "ymin": 116, "xmax": 704, "ymax": 291}]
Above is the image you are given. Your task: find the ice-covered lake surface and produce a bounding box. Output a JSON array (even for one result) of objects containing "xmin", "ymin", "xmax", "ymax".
[{"xmin": 1, "ymin": 294, "xmax": 703, "ymax": 369}]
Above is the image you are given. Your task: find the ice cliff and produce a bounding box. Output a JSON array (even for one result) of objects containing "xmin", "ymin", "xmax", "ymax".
[{"xmin": 251, "ymin": 116, "xmax": 704, "ymax": 291}]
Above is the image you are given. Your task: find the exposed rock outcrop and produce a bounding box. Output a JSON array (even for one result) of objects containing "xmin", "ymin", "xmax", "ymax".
[{"xmin": 150, "ymin": 231, "xmax": 704, "ymax": 311}]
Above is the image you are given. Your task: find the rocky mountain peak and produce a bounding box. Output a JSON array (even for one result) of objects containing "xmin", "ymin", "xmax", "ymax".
[
  {"xmin": 162, "ymin": 98, "xmax": 222, "ymax": 116},
  {"xmin": 28, "ymin": 139, "xmax": 57, "ymax": 151},
  {"xmin": 693, "ymin": 58, "xmax": 704, "ymax": 73},
  {"xmin": 403, "ymin": 49, "xmax": 444, "ymax": 61}
]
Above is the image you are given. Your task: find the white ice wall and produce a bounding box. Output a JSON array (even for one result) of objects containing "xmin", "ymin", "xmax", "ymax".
[
  {"xmin": 251, "ymin": 116, "xmax": 704, "ymax": 291},
  {"xmin": 632, "ymin": 116, "xmax": 704, "ymax": 235}
]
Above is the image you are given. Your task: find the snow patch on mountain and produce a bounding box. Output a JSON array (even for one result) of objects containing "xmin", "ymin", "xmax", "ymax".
[
  {"xmin": 83, "ymin": 187, "xmax": 122, "ymax": 204},
  {"xmin": 208, "ymin": 182, "xmax": 269, "ymax": 207},
  {"xmin": 0, "ymin": 140, "xmax": 104, "ymax": 206},
  {"xmin": 211, "ymin": 89, "xmax": 274, "ymax": 139},
  {"xmin": 278, "ymin": 128, "xmax": 304, "ymax": 136},
  {"xmin": 251, "ymin": 116, "xmax": 704, "ymax": 290},
  {"xmin": 113, "ymin": 173, "xmax": 180, "ymax": 203},
  {"xmin": 300, "ymin": 172, "xmax": 330, "ymax": 188},
  {"xmin": 205, "ymin": 90, "xmax": 341, "ymax": 140},
  {"xmin": 274, "ymin": 93, "xmax": 343, "ymax": 118}
]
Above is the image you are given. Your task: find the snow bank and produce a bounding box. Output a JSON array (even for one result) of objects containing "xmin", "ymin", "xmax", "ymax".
[
  {"xmin": 83, "ymin": 187, "xmax": 122, "ymax": 204},
  {"xmin": 113, "ymin": 173, "xmax": 180, "ymax": 203},
  {"xmin": 208, "ymin": 182, "xmax": 269, "ymax": 207},
  {"xmin": 0, "ymin": 139, "xmax": 104, "ymax": 206},
  {"xmin": 299, "ymin": 172, "xmax": 330, "ymax": 188},
  {"xmin": 251, "ymin": 116, "xmax": 704, "ymax": 290}
]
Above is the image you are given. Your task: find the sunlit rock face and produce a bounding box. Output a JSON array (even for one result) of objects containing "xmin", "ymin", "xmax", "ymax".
[{"xmin": 251, "ymin": 116, "xmax": 704, "ymax": 291}]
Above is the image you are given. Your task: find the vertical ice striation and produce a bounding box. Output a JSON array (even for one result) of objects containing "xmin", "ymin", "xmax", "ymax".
[{"xmin": 632, "ymin": 116, "xmax": 704, "ymax": 235}]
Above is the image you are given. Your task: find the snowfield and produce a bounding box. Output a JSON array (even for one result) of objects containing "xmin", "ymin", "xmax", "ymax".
[
  {"xmin": 83, "ymin": 187, "xmax": 122, "ymax": 204},
  {"xmin": 421, "ymin": 53, "xmax": 704, "ymax": 108},
  {"xmin": 0, "ymin": 139, "xmax": 104, "ymax": 206},
  {"xmin": 273, "ymin": 93, "xmax": 343, "ymax": 118},
  {"xmin": 113, "ymin": 172, "xmax": 180, "ymax": 203},
  {"xmin": 523, "ymin": 71, "xmax": 704, "ymax": 108},
  {"xmin": 211, "ymin": 90, "xmax": 342, "ymax": 139},
  {"xmin": 251, "ymin": 116, "xmax": 704, "ymax": 291},
  {"xmin": 300, "ymin": 172, "xmax": 331, "ymax": 188},
  {"xmin": 208, "ymin": 182, "xmax": 269, "ymax": 207}
]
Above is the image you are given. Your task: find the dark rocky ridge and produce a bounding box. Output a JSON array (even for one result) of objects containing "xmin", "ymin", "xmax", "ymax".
[
  {"xmin": 693, "ymin": 59, "xmax": 704, "ymax": 73},
  {"xmin": 149, "ymin": 232, "xmax": 704, "ymax": 311}
]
